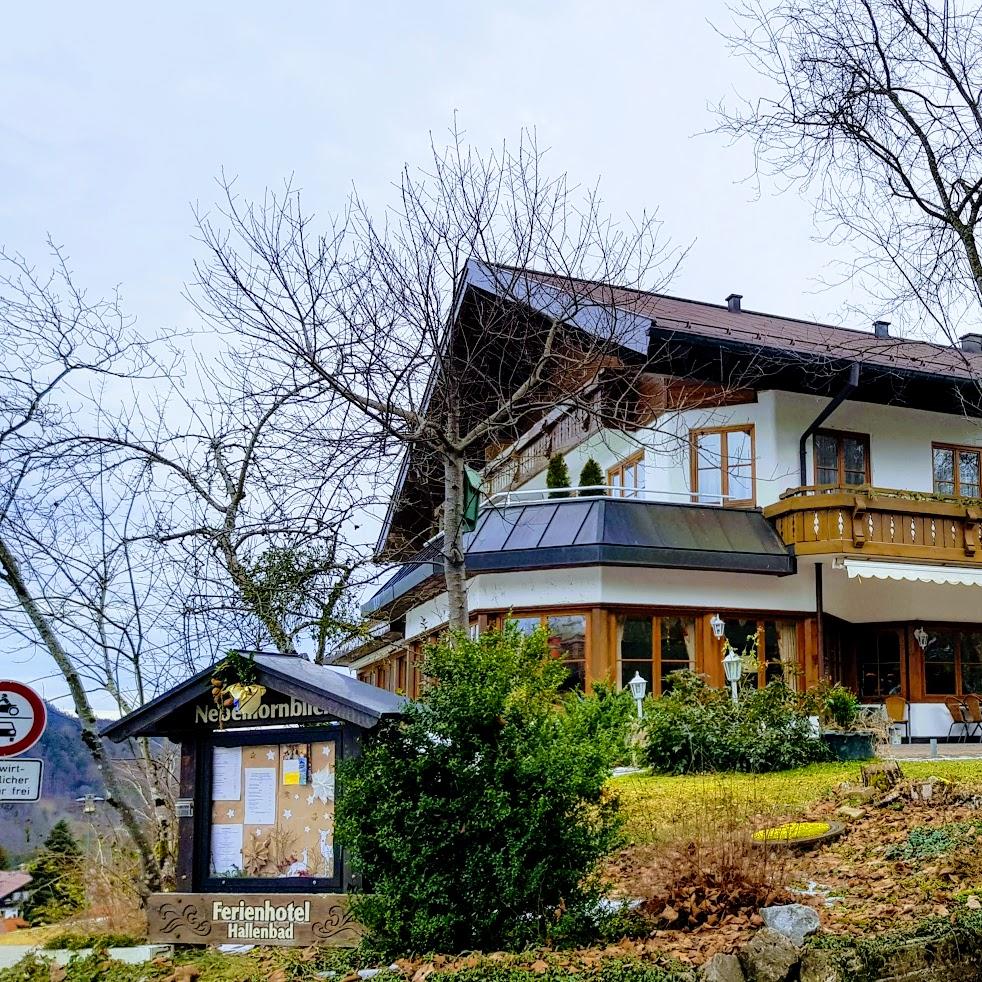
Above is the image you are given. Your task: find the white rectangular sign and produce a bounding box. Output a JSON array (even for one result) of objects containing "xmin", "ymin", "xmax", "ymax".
[{"xmin": 0, "ymin": 758, "xmax": 43, "ymax": 801}]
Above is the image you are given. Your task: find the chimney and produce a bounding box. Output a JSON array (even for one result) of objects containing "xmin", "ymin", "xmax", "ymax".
[
  {"xmin": 873, "ymin": 319, "xmax": 891, "ymax": 338},
  {"xmin": 961, "ymin": 332, "xmax": 982, "ymax": 353},
  {"xmin": 726, "ymin": 293, "xmax": 743, "ymax": 313}
]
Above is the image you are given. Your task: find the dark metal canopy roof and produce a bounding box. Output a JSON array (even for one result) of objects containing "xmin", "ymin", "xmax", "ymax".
[
  {"xmin": 364, "ymin": 498, "xmax": 794, "ymax": 617},
  {"xmin": 101, "ymin": 652, "xmax": 406, "ymax": 740}
]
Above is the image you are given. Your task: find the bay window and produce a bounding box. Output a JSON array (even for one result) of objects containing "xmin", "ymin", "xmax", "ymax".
[
  {"xmin": 509, "ymin": 612, "xmax": 587, "ymax": 689},
  {"xmin": 618, "ymin": 615, "xmax": 696, "ymax": 695},
  {"xmin": 722, "ymin": 617, "xmax": 800, "ymax": 689}
]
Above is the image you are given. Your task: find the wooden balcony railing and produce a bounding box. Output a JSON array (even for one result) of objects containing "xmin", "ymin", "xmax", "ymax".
[{"xmin": 763, "ymin": 485, "xmax": 982, "ymax": 563}]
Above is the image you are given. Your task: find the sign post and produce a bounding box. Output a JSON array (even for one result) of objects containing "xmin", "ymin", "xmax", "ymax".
[{"xmin": 0, "ymin": 681, "xmax": 47, "ymax": 802}]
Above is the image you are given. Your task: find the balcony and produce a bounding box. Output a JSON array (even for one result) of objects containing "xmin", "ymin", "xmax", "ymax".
[{"xmin": 764, "ymin": 486, "xmax": 982, "ymax": 563}]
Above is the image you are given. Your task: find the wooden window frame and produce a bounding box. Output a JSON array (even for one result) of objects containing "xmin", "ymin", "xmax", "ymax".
[
  {"xmin": 617, "ymin": 613, "xmax": 696, "ymax": 696},
  {"xmin": 500, "ymin": 610, "xmax": 590, "ymax": 688},
  {"xmin": 932, "ymin": 443, "xmax": 982, "ymax": 499},
  {"xmin": 813, "ymin": 429, "xmax": 871, "ymax": 488},
  {"xmin": 607, "ymin": 451, "xmax": 645, "ymax": 498},
  {"xmin": 911, "ymin": 624, "xmax": 982, "ymax": 699},
  {"xmin": 689, "ymin": 424, "xmax": 756, "ymax": 507}
]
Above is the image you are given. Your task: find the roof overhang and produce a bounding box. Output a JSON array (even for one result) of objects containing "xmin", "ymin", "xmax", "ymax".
[
  {"xmin": 101, "ymin": 653, "xmax": 406, "ymax": 741},
  {"xmin": 364, "ymin": 498, "xmax": 795, "ymax": 618}
]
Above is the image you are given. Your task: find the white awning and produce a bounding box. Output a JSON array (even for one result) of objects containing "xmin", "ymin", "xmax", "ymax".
[{"xmin": 841, "ymin": 558, "xmax": 982, "ymax": 586}]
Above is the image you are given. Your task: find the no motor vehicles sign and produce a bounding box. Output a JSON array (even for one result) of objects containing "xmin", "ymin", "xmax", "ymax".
[{"xmin": 0, "ymin": 680, "xmax": 47, "ymax": 758}]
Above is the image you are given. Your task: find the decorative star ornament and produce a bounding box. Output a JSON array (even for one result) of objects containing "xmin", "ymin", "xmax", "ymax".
[
  {"xmin": 226, "ymin": 809, "xmax": 236, "ymax": 819},
  {"xmin": 266, "ymin": 750, "xmax": 276, "ymax": 761},
  {"xmin": 283, "ymin": 809, "xmax": 293, "ymax": 820}
]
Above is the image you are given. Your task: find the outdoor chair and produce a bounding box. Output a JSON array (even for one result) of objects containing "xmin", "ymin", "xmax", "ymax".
[
  {"xmin": 963, "ymin": 694, "xmax": 982, "ymax": 742},
  {"xmin": 944, "ymin": 696, "xmax": 971, "ymax": 742},
  {"xmin": 883, "ymin": 694, "xmax": 910, "ymax": 744}
]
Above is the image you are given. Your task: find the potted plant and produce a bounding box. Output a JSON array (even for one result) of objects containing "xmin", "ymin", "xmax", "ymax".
[{"xmin": 814, "ymin": 683, "xmax": 876, "ymax": 761}]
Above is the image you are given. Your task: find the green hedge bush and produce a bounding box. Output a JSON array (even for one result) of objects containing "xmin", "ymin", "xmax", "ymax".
[
  {"xmin": 641, "ymin": 672, "xmax": 831, "ymax": 774},
  {"xmin": 336, "ymin": 625, "xmax": 629, "ymax": 955}
]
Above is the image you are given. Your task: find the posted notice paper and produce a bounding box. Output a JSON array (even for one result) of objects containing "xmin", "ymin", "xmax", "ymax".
[
  {"xmin": 211, "ymin": 746, "xmax": 242, "ymax": 801},
  {"xmin": 244, "ymin": 767, "xmax": 277, "ymax": 825},
  {"xmin": 210, "ymin": 823, "xmax": 244, "ymax": 875}
]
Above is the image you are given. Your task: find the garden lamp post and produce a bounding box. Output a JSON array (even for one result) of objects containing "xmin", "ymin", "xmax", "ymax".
[
  {"xmin": 712, "ymin": 612, "xmax": 741, "ymax": 704},
  {"xmin": 628, "ymin": 671, "xmax": 647, "ymax": 719},
  {"xmin": 722, "ymin": 648, "xmax": 742, "ymax": 704}
]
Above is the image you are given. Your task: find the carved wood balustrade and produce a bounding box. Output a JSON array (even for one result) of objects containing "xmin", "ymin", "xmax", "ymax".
[{"xmin": 763, "ymin": 486, "xmax": 982, "ymax": 563}]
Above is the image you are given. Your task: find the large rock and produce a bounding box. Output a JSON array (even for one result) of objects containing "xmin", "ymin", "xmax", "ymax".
[
  {"xmin": 739, "ymin": 928, "xmax": 800, "ymax": 982},
  {"xmin": 699, "ymin": 951, "xmax": 745, "ymax": 981},
  {"xmin": 760, "ymin": 903, "xmax": 821, "ymax": 947},
  {"xmin": 798, "ymin": 949, "xmax": 843, "ymax": 982}
]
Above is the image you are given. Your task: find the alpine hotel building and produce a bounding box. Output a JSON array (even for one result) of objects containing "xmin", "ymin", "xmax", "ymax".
[{"xmin": 342, "ymin": 262, "xmax": 982, "ymax": 741}]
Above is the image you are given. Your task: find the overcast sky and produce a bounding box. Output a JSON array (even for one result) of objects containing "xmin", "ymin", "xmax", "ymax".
[{"xmin": 2, "ymin": 1, "xmax": 878, "ymax": 705}]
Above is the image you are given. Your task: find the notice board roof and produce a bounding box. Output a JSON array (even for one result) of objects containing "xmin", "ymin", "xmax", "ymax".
[{"xmin": 102, "ymin": 652, "xmax": 406, "ymax": 741}]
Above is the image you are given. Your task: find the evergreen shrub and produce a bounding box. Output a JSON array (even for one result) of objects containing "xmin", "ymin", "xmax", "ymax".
[
  {"xmin": 642, "ymin": 672, "xmax": 831, "ymax": 775},
  {"xmin": 578, "ymin": 458, "xmax": 606, "ymax": 495},
  {"xmin": 336, "ymin": 625, "xmax": 627, "ymax": 955}
]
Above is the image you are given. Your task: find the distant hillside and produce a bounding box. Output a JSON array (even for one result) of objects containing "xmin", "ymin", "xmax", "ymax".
[{"xmin": 0, "ymin": 702, "xmax": 104, "ymax": 862}]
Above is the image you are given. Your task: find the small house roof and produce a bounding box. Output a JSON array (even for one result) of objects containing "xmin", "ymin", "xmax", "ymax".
[
  {"xmin": 0, "ymin": 872, "xmax": 32, "ymax": 902},
  {"xmin": 101, "ymin": 652, "xmax": 406, "ymax": 741}
]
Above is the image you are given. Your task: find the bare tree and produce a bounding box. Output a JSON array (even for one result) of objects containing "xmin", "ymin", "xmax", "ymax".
[
  {"xmin": 717, "ymin": 0, "xmax": 982, "ymax": 349},
  {"xmin": 78, "ymin": 343, "xmax": 377, "ymax": 663},
  {"xmin": 0, "ymin": 241, "xmax": 168, "ymax": 892},
  {"xmin": 190, "ymin": 129, "xmax": 686, "ymax": 632}
]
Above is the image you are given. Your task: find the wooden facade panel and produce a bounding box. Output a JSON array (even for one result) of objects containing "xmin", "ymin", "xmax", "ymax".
[{"xmin": 766, "ymin": 490, "xmax": 982, "ymax": 565}]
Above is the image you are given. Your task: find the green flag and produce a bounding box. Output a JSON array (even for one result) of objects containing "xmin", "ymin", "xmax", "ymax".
[{"xmin": 462, "ymin": 466, "xmax": 482, "ymax": 532}]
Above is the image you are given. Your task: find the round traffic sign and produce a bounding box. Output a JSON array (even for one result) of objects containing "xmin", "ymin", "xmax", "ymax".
[{"xmin": 0, "ymin": 681, "xmax": 47, "ymax": 757}]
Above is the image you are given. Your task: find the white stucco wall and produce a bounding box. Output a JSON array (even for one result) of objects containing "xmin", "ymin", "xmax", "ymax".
[
  {"xmin": 513, "ymin": 390, "xmax": 982, "ymax": 508},
  {"xmin": 404, "ymin": 564, "xmax": 817, "ymax": 640}
]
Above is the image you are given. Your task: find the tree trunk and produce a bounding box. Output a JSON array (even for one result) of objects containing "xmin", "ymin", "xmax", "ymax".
[
  {"xmin": 442, "ymin": 453, "xmax": 469, "ymax": 633},
  {"xmin": 0, "ymin": 536, "xmax": 163, "ymax": 896}
]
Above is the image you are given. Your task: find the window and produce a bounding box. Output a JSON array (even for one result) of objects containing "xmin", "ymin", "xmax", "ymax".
[
  {"xmin": 608, "ymin": 452, "xmax": 644, "ymax": 498},
  {"xmin": 509, "ymin": 612, "xmax": 588, "ymax": 690},
  {"xmin": 920, "ymin": 627, "xmax": 982, "ymax": 696},
  {"xmin": 933, "ymin": 444, "xmax": 981, "ymax": 498},
  {"xmin": 619, "ymin": 615, "xmax": 696, "ymax": 695},
  {"xmin": 691, "ymin": 426, "xmax": 755, "ymax": 505},
  {"xmin": 858, "ymin": 631, "xmax": 902, "ymax": 698},
  {"xmin": 722, "ymin": 617, "xmax": 800, "ymax": 690},
  {"xmin": 814, "ymin": 430, "xmax": 870, "ymax": 487},
  {"xmin": 394, "ymin": 654, "xmax": 407, "ymax": 694}
]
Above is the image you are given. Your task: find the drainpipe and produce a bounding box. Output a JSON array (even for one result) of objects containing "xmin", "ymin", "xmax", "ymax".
[{"xmin": 798, "ymin": 363, "xmax": 861, "ymax": 485}]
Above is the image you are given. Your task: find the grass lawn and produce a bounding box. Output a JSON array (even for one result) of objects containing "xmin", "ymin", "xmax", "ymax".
[{"xmin": 614, "ymin": 759, "xmax": 982, "ymax": 844}]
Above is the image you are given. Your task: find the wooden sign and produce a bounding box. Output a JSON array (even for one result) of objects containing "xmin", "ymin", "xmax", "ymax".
[{"xmin": 147, "ymin": 892, "xmax": 362, "ymax": 947}]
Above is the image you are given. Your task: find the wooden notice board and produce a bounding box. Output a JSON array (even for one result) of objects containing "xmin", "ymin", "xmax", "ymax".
[{"xmin": 147, "ymin": 892, "xmax": 361, "ymax": 946}]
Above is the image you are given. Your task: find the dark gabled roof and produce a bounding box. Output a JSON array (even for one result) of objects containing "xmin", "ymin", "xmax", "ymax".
[
  {"xmin": 379, "ymin": 261, "xmax": 982, "ymax": 557},
  {"xmin": 101, "ymin": 653, "xmax": 406, "ymax": 740},
  {"xmin": 517, "ymin": 267, "xmax": 982, "ymax": 380},
  {"xmin": 363, "ymin": 498, "xmax": 794, "ymax": 618}
]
